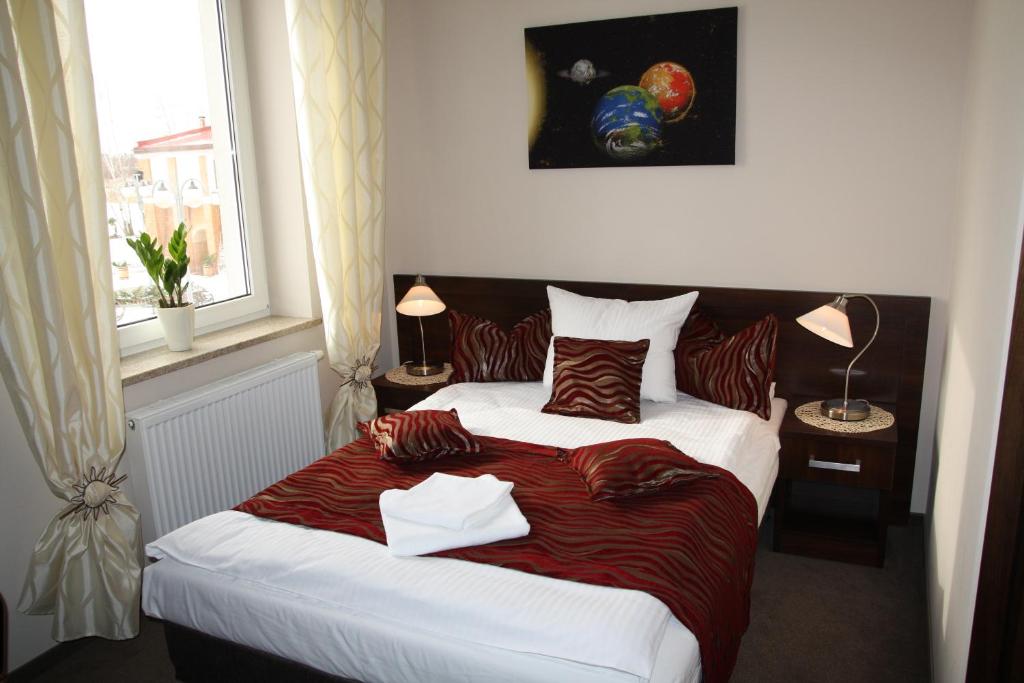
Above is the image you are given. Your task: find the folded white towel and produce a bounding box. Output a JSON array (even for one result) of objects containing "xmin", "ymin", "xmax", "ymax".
[
  {"xmin": 381, "ymin": 494, "xmax": 530, "ymax": 557},
  {"xmin": 379, "ymin": 472, "xmax": 514, "ymax": 530}
]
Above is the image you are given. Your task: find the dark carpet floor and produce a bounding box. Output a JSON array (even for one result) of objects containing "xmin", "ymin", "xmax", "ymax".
[
  {"xmin": 10, "ymin": 516, "xmax": 930, "ymax": 682},
  {"xmin": 732, "ymin": 519, "xmax": 930, "ymax": 682}
]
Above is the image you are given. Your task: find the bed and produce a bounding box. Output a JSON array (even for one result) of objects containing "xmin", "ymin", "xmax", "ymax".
[
  {"xmin": 143, "ymin": 275, "xmax": 930, "ymax": 682},
  {"xmin": 144, "ymin": 383, "xmax": 786, "ymax": 683}
]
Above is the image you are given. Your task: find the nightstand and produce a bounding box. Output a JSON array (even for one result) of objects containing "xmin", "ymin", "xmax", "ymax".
[
  {"xmin": 371, "ymin": 371, "xmax": 449, "ymax": 417},
  {"xmin": 773, "ymin": 398, "xmax": 897, "ymax": 567}
]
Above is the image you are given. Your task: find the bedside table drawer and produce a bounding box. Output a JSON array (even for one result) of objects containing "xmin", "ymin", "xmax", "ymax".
[{"xmin": 779, "ymin": 436, "xmax": 895, "ymax": 490}]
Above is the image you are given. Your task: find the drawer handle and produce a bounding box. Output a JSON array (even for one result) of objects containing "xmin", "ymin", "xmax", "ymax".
[{"xmin": 808, "ymin": 457, "xmax": 861, "ymax": 473}]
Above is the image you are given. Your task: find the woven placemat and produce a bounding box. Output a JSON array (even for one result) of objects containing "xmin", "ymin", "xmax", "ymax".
[
  {"xmin": 794, "ymin": 401, "xmax": 895, "ymax": 433},
  {"xmin": 384, "ymin": 363, "xmax": 453, "ymax": 386}
]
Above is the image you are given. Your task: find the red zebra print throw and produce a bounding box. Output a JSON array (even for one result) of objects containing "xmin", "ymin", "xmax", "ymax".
[
  {"xmin": 542, "ymin": 336, "xmax": 650, "ymax": 424},
  {"xmin": 559, "ymin": 438, "xmax": 720, "ymax": 501},
  {"xmin": 674, "ymin": 314, "xmax": 778, "ymax": 420},
  {"xmin": 357, "ymin": 409, "xmax": 481, "ymax": 463},
  {"xmin": 236, "ymin": 434, "xmax": 758, "ymax": 683},
  {"xmin": 449, "ymin": 309, "xmax": 552, "ymax": 383}
]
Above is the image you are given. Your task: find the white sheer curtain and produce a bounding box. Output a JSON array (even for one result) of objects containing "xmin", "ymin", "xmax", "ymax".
[
  {"xmin": 0, "ymin": 0, "xmax": 141, "ymax": 640},
  {"xmin": 286, "ymin": 0, "xmax": 386, "ymax": 450}
]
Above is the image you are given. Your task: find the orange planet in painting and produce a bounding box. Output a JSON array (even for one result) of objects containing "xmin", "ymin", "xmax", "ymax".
[{"xmin": 639, "ymin": 62, "xmax": 696, "ymax": 123}]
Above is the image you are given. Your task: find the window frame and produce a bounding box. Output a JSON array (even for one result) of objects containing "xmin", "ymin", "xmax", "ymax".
[{"xmin": 114, "ymin": 0, "xmax": 269, "ymax": 356}]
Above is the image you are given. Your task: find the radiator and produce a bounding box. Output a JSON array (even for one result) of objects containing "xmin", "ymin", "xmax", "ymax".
[{"xmin": 125, "ymin": 352, "xmax": 325, "ymax": 543}]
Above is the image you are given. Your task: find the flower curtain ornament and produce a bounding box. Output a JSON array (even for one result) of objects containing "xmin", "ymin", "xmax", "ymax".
[
  {"xmin": 340, "ymin": 355, "xmax": 378, "ymax": 391},
  {"xmin": 0, "ymin": 0, "xmax": 141, "ymax": 640},
  {"xmin": 286, "ymin": 0, "xmax": 386, "ymax": 450},
  {"xmin": 66, "ymin": 467, "xmax": 128, "ymax": 521}
]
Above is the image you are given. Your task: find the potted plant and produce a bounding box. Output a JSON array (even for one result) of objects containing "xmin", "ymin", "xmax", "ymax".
[
  {"xmin": 112, "ymin": 260, "xmax": 129, "ymax": 280},
  {"xmin": 202, "ymin": 252, "xmax": 217, "ymax": 276},
  {"xmin": 127, "ymin": 223, "xmax": 194, "ymax": 351}
]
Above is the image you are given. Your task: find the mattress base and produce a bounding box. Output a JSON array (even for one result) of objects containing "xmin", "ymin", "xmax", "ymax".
[{"xmin": 162, "ymin": 619, "xmax": 358, "ymax": 683}]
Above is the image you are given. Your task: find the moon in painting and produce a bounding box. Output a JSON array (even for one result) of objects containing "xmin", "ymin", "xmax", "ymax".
[{"xmin": 557, "ymin": 59, "xmax": 609, "ymax": 85}]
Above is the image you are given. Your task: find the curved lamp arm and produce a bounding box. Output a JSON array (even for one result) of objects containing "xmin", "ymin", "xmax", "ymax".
[{"xmin": 839, "ymin": 294, "xmax": 880, "ymax": 406}]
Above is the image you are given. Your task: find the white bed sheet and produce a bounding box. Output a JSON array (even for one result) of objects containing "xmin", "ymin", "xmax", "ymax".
[
  {"xmin": 145, "ymin": 512, "xmax": 693, "ymax": 683},
  {"xmin": 416, "ymin": 383, "xmax": 785, "ymax": 523},
  {"xmin": 143, "ymin": 384, "xmax": 785, "ymax": 683}
]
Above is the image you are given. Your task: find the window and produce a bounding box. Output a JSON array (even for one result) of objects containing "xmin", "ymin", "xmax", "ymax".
[{"xmin": 84, "ymin": 0, "xmax": 268, "ymax": 354}]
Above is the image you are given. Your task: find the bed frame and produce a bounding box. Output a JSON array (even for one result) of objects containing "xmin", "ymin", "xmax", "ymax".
[
  {"xmin": 159, "ymin": 274, "xmax": 930, "ymax": 682},
  {"xmin": 161, "ymin": 620, "xmax": 353, "ymax": 682}
]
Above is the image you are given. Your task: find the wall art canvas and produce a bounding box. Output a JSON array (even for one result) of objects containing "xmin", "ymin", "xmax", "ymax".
[{"xmin": 525, "ymin": 7, "xmax": 737, "ymax": 169}]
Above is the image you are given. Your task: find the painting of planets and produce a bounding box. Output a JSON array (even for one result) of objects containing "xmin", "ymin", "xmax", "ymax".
[{"xmin": 525, "ymin": 8, "xmax": 737, "ymax": 169}]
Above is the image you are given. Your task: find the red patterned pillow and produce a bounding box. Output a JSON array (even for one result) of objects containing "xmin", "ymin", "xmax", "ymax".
[
  {"xmin": 542, "ymin": 337, "xmax": 650, "ymax": 424},
  {"xmin": 357, "ymin": 409, "xmax": 481, "ymax": 463},
  {"xmin": 559, "ymin": 438, "xmax": 719, "ymax": 501},
  {"xmin": 449, "ymin": 309, "xmax": 552, "ymax": 383},
  {"xmin": 674, "ymin": 307, "xmax": 727, "ymax": 396},
  {"xmin": 674, "ymin": 314, "xmax": 778, "ymax": 419}
]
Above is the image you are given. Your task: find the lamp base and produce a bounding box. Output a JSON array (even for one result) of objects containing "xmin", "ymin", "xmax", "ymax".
[
  {"xmin": 404, "ymin": 360, "xmax": 444, "ymax": 377},
  {"xmin": 820, "ymin": 398, "xmax": 872, "ymax": 421}
]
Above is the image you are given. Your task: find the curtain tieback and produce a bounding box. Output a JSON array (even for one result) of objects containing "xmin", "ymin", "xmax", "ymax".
[
  {"xmin": 338, "ymin": 355, "xmax": 377, "ymax": 390},
  {"xmin": 60, "ymin": 466, "xmax": 127, "ymax": 520}
]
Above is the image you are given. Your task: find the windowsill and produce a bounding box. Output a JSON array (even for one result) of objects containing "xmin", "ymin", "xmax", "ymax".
[{"xmin": 120, "ymin": 316, "xmax": 322, "ymax": 386}]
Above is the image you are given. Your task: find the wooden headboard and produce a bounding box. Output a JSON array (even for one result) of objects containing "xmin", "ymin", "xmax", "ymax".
[{"xmin": 393, "ymin": 274, "xmax": 930, "ymax": 523}]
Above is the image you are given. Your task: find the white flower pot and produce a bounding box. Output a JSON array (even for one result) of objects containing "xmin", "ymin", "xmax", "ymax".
[{"xmin": 156, "ymin": 304, "xmax": 195, "ymax": 351}]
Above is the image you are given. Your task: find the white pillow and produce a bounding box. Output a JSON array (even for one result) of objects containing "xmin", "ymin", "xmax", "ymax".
[{"xmin": 544, "ymin": 286, "xmax": 699, "ymax": 403}]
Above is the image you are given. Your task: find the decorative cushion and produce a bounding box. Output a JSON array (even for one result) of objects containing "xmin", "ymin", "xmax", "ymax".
[
  {"xmin": 674, "ymin": 314, "xmax": 778, "ymax": 420},
  {"xmin": 358, "ymin": 409, "xmax": 481, "ymax": 463},
  {"xmin": 449, "ymin": 309, "xmax": 551, "ymax": 383},
  {"xmin": 559, "ymin": 438, "xmax": 719, "ymax": 501},
  {"xmin": 673, "ymin": 306, "xmax": 727, "ymax": 396},
  {"xmin": 542, "ymin": 336, "xmax": 650, "ymax": 424},
  {"xmin": 544, "ymin": 286, "xmax": 698, "ymax": 403}
]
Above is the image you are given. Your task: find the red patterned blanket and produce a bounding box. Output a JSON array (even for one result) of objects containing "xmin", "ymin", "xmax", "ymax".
[{"xmin": 236, "ymin": 435, "xmax": 758, "ymax": 683}]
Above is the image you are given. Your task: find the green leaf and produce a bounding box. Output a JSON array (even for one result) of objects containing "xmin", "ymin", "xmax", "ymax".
[
  {"xmin": 126, "ymin": 224, "xmax": 190, "ymax": 306},
  {"xmin": 126, "ymin": 232, "xmax": 169, "ymax": 304},
  {"xmin": 168, "ymin": 223, "xmax": 188, "ymax": 263}
]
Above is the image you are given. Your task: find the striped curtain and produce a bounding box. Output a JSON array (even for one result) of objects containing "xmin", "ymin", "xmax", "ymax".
[
  {"xmin": 0, "ymin": 0, "xmax": 141, "ymax": 640},
  {"xmin": 285, "ymin": 0, "xmax": 386, "ymax": 450}
]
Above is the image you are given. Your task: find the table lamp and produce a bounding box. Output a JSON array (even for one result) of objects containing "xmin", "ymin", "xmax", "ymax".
[
  {"xmin": 796, "ymin": 293, "xmax": 880, "ymax": 421},
  {"xmin": 396, "ymin": 275, "xmax": 446, "ymax": 376}
]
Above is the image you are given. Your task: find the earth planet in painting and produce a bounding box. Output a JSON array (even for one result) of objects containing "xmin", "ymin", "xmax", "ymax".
[
  {"xmin": 639, "ymin": 61, "xmax": 696, "ymax": 123},
  {"xmin": 591, "ymin": 85, "xmax": 664, "ymax": 161}
]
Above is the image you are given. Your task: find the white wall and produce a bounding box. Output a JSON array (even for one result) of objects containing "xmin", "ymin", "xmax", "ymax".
[
  {"xmin": 384, "ymin": 0, "xmax": 974, "ymax": 513},
  {"xmin": 927, "ymin": 0, "xmax": 1024, "ymax": 679},
  {"xmin": 0, "ymin": 390, "xmax": 61, "ymax": 670},
  {"xmin": 241, "ymin": 0, "xmax": 320, "ymax": 321}
]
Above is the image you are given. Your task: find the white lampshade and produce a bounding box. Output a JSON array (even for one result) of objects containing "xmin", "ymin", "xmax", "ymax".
[
  {"xmin": 396, "ymin": 275, "xmax": 446, "ymax": 317},
  {"xmin": 796, "ymin": 297, "xmax": 854, "ymax": 348},
  {"xmin": 152, "ymin": 181, "xmax": 173, "ymax": 209},
  {"xmin": 181, "ymin": 179, "xmax": 203, "ymax": 209}
]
